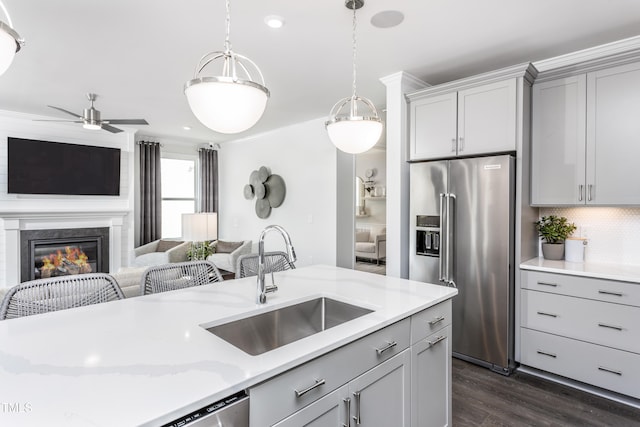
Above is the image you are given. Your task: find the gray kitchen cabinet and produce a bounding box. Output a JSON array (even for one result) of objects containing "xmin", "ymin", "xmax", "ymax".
[
  {"xmin": 407, "ymin": 64, "xmax": 533, "ymax": 161},
  {"xmin": 531, "ymin": 60, "xmax": 640, "ymax": 205},
  {"xmin": 273, "ymin": 385, "xmax": 350, "ymax": 427},
  {"xmin": 520, "ymin": 270, "xmax": 640, "ymax": 399}
]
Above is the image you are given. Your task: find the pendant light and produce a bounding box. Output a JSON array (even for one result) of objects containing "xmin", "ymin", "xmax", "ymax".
[
  {"xmin": 325, "ymin": 0, "xmax": 383, "ymax": 154},
  {"xmin": 184, "ymin": 0, "xmax": 269, "ymax": 134},
  {"xmin": 0, "ymin": 0, "xmax": 23, "ymax": 76}
]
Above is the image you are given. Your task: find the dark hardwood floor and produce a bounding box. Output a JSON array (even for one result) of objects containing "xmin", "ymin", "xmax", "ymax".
[{"xmin": 452, "ymin": 358, "xmax": 640, "ymax": 426}]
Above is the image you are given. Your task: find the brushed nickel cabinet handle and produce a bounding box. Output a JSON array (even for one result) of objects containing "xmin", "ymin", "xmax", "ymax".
[
  {"xmin": 537, "ymin": 350, "xmax": 557, "ymax": 358},
  {"xmin": 295, "ymin": 378, "xmax": 325, "ymax": 397},
  {"xmin": 578, "ymin": 184, "xmax": 583, "ymax": 201},
  {"xmin": 428, "ymin": 315, "xmax": 445, "ymax": 326},
  {"xmin": 598, "ymin": 366, "xmax": 622, "ymax": 376},
  {"xmin": 598, "ymin": 290, "xmax": 623, "ymax": 297},
  {"xmin": 588, "ymin": 184, "xmax": 593, "ymax": 201},
  {"xmin": 537, "ymin": 311, "xmax": 558, "ymax": 318},
  {"xmin": 343, "ymin": 397, "xmax": 351, "ymax": 427},
  {"xmin": 459, "ymin": 136, "xmax": 465, "ymax": 151},
  {"xmin": 375, "ymin": 341, "xmax": 397, "ymax": 355},
  {"xmin": 598, "ymin": 323, "xmax": 623, "ymax": 331},
  {"xmin": 427, "ymin": 335, "xmax": 446, "ymax": 347},
  {"xmin": 451, "ymin": 138, "xmax": 456, "ymax": 152},
  {"xmin": 537, "ymin": 281, "xmax": 558, "ymax": 287},
  {"xmin": 352, "ymin": 391, "xmax": 361, "ymax": 425}
]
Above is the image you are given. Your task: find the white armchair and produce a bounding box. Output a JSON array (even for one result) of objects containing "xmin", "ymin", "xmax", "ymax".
[
  {"xmin": 355, "ymin": 227, "xmax": 386, "ymax": 264},
  {"xmin": 207, "ymin": 240, "xmax": 252, "ymax": 273},
  {"xmin": 132, "ymin": 240, "xmax": 190, "ymax": 268}
]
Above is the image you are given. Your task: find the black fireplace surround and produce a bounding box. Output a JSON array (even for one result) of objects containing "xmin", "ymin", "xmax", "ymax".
[{"xmin": 20, "ymin": 227, "xmax": 109, "ymax": 282}]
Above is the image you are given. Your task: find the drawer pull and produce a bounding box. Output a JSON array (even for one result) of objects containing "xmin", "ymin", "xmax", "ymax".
[
  {"xmin": 537, "ymin": 281, "xmax": 558, "ymax": 287},
  {"xmin": 375, "ymin": 341, "xmax": 397, "ymax": 355},
  {"xmin": 598, "ymin": 323, "xmax": 623, "ymax": 331},
  {"xmin": 598, "ymin": 366, "xmax": 622, "ymax": 376},
  {"xmin": 428, "ymin": 315, "xmax": 445, "ymax": 326},
  {"xmin": 295, "ymin": 378, "xmax": 326, "ymax": 397},
  {"xmin": 427, "ymin": 335, "xmax": 446, "ymax": 347},
  {"xmin": 598, "ymin": 290, "xmax": 623, "ymax": 297},
  {"xmin": 537, "ymin": 311, "xmax": 558, "ymax": 318},
  {"xmin": 536, "ymin": 350, "xmax": 557, "ymax": 358}
]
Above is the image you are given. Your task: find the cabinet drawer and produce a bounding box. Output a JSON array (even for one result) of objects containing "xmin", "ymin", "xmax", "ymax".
[
  {"xmin": 410, "ymin": 300, "xmax": 451, "ymax": 344},
  {"xmin": 521, "ymin": 328, "xmax": 640, "ymax": 399},
  {"xmin": 250, "ymin": 318, "xmax": 410, "ymax": 427},
  {"xmin": 522, "ymin": 289, "xmax": 640, "ymax": 354},
  {"xmin": 522, "ymin": 270, "xmax": 640, "ymax": 307}
]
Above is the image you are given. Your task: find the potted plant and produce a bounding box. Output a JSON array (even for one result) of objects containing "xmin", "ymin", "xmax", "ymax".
[{"xmin": 535, "ymin": 215, "xmax": 577, "ymax": 260}]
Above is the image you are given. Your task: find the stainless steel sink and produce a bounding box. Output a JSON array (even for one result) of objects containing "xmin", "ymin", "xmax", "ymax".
[{"xmin": 205, "ymin": 297, "xmax": 373, "ymax": 355}]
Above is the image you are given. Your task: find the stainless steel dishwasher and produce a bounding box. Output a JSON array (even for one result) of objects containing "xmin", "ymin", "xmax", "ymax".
[{"xmin": 161, "ymin": 391, "xmax": 248, "ymax": 427}]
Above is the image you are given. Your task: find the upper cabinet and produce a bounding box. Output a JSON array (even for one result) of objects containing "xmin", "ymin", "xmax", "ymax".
[
  {"xmin": 407, "ymin": 64, "xmax": 534, "ymax": 161},
  {"xmin": 531, "ymin": 60, "xmax": 640, "ymax": 206}
]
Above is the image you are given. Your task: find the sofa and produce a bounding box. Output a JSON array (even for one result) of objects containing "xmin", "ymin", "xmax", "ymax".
[
  {"xmin": 206, "ymin": 240, "xmax": 252, "ymax": 273},
  {"xmin": 132, "ymin": 240, "xmax": 190, "ymax": 268},
  {"xmin": 355, "ymin": 225, "xmax": 386, "ymax": 264}
]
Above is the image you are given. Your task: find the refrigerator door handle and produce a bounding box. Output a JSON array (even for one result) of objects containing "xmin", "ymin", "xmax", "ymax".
[
  {"xmin": 439, "ymin": 193, "xmax": 446, "ymax": 282},
  {"xmin": 447, "ymin": 193, "xmax": 457, "ymax": 288}
]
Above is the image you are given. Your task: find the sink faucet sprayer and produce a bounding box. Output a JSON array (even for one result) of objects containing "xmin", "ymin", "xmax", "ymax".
[{"xmin": 257, "ymin": 225, "xmax": 297, "ymax": 304}]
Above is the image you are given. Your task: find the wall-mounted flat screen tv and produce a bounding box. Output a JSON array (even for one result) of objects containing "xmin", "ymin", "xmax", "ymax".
[{"xmin": 7, "ymin": 137, "xmax": 121, "ymax": 196}]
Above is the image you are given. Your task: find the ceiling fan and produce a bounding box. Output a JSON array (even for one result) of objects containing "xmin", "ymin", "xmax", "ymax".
[{"xmin": 36, "ymin": 93, "xmax": 148, "ymax": 133}]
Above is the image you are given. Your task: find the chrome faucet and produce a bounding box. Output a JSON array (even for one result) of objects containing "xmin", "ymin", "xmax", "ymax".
[{"xmin": 257, "ymin": 225, "xmax": 297, "ymax": 304}]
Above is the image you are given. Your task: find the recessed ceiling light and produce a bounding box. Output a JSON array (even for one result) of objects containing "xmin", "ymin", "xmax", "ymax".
[
  {"xmin": 264, "ymin": 15, "xmax": 285, "ymax": 29},
  {"xmin": 371, "ymin": 10, "xmax": 404, "ymax": 28},
  {"xmin": 183, "ymin": 126, "xmax": 191, "ymax": 131}
]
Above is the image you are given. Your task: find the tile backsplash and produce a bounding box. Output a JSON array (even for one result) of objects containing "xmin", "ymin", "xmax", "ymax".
[{"xmin": 540, "ymin": 207, "xmax": 640, "ymax": 266}]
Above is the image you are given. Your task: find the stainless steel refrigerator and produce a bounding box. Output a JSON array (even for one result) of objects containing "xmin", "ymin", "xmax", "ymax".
[{"xmin": 409, "ymin": 154, "xmax": 515, "ymax": 374}]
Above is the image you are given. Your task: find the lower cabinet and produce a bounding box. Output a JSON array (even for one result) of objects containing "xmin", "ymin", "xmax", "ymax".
[
  {"xmin": 251, "ymin": 300, "xmax": 453, "ymax": 427},
  {"xmin": 274, "ymin": 351, "xmax": 411, "ymax": 427},
  {"xmin": 411, "ymin": 325, "xmax": 452, "ymax": 427}
]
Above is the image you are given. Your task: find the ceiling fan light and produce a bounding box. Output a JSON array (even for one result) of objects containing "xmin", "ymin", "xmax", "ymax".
[
  {"xmin": 185, "ymin": 77, "xmax": 269, "ymax": 134},
  {"xmin": 326, "ymin": 117, "xmax": 383, "ymax": 154},
  {"xmin": 82, "ymin": 123, "xmax": 101, "ymax": 130},
  {"xmin": 0, "ymin": 22, "xmax": 21, "ymax": 76}
]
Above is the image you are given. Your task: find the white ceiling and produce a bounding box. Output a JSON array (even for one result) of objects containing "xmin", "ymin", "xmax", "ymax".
[{"xmin": 2, "ymin": 0, "xmax": 640, "ymax": 144}]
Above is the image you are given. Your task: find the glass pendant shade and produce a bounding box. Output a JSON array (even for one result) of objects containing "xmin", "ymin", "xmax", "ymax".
[
  {"xmin": 185, "ymin": 77, "xmax": 268, "ymax": 134},
  {"xmin": 184, "ymin": 0, "xmax": 269, "ymax": 134},
  {"xmin": 0, "ymin": 21, "xmax": 21, "ymax": 76}
]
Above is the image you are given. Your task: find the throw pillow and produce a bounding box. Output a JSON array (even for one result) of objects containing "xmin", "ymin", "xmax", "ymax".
[
  {"xmin": 355, "ymin": 230, "xmax": 370, "ymax": 242},
  {"xmin": 155, "ymin": 240, "xmax": 183, "ymax": 252},
  {"xmin": 216, "ymin": 240, "xmax": 244, "ymax": 254}
]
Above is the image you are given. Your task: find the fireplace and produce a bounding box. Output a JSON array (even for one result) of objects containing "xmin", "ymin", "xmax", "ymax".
[{"xmin": 20, "ymin": 228, "xmax": 110, "ymax": 282}]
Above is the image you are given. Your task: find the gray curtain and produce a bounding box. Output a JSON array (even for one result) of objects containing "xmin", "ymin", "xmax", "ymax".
[
  {"xmin": 139, "ymin": 141, "xmax": 162, "ymax": 244},
  {"xmin": 199, "ymin": 148, "xmax": 219, "ymax": 213}
]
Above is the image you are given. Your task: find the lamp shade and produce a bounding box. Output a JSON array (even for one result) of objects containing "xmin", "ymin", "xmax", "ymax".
[
  {"xmin": 185, "ymin": 77, "xmax": 269, "ymax": 134},
  {"xmin": 0, "ymin": 22, "xmax": 20, "ymax": 76},
  {"xmin": 182, "ymin": 213, "xmax": 218, "ymax": 242},
  {"xmin": 326, "ymin": 118, "xmax": 383, "ymax": 154}
]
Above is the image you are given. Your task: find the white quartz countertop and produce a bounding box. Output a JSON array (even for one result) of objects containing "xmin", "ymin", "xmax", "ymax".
[
  {"xmin": 521, "ymin": 257, "xmax": 640, "ymax": 283},
  {"xmin": 0, "ymin": 265, "xmax": 456, "ymax": 427}
]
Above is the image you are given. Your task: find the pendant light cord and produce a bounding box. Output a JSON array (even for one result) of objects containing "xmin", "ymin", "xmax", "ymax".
[
  {"xmin": 224, "ymin": 0, "xmax": 232, "ymax": 52},
  {"xmin": 0, "ymin": 0, "xmax": 14, "ymax": 28},
  {"xmin": 351, "ymin": 1, "xmax": 357, "ymax": 101}
]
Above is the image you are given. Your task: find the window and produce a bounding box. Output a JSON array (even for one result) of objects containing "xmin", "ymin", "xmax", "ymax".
[{"xmin": 161, "ymin": 157, "xmax": 196, "ymax": 238}]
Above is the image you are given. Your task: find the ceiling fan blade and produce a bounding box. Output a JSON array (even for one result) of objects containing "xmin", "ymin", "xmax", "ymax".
[
  {"xmin": 103, "ymin": 119, "xmax": 149, "ymax": 125},
  {"xmin": 47, "ymin": 105, "xmax": 83, "ymax": 119},
  {"xmin": 101, "ymin": 124, "xmax": 124, "ymax": 133},
  {"xmin": 33, "ymin": 119, "xmax": 84, "ymax": 123}
]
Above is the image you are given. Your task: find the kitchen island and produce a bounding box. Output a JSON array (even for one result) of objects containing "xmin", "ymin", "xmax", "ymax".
[{"xmin": 0, "ymin": 265, "xmax": 457, "ymax": 426}]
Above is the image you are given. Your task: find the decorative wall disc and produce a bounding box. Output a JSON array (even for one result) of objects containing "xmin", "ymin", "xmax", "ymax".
[{"xmin": 245, "ymin": 166, "xmax": 286, "ymax": 218}]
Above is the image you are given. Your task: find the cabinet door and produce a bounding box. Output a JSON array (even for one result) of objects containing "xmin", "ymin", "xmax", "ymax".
[
  {"xmin": 409, "ymin": 92, "xmax": 458, "ymax": 161},
  {"xmin": 531, "ymin": 76, "xmax": 587, "ymax": 205},
  {"xmin": 457, "ymin": 79, "xmax": 517, "ymax": 156},
  {"xmin": 349, "ymin": 350, "xmax": 411, "ymax": 426},
  {"xmin": 411, "ymin": 325, "xmax": 452, "ymax": 427},
  {"xmin": 274, "ymin": 385, "xmax": 349, "ymax": 427},
  {"xmin": 586, "ymin": 61, "xmax": 640, "ymax": 205}
]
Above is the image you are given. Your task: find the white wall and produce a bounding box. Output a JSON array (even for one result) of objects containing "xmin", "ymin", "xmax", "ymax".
[
  {"xmin": 0, "ymin": 110, "xmax": 135, "ymax": 287},
  {"xmin": 218, "ymin": 118, "xmax": 338, "ymax": 267}
]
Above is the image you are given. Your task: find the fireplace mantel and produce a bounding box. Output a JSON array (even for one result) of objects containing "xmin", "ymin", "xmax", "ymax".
[{"xmin": 1, "ymin": 210, "xmax": 130, "ymax": 288}]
